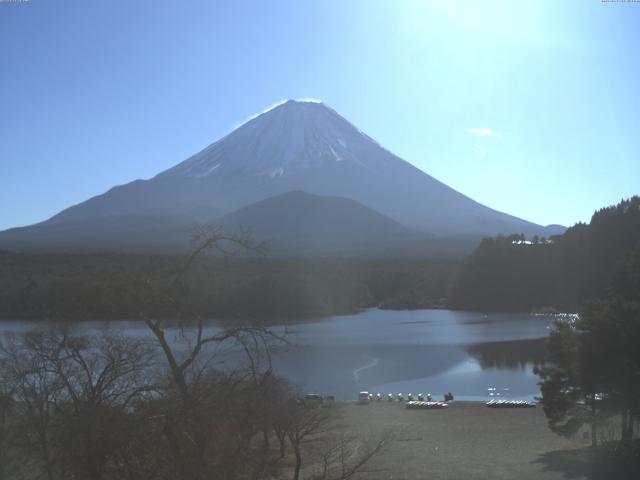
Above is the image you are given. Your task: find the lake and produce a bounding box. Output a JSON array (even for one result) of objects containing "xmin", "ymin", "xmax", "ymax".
[{"xmin": 0, "ymin": 309, "xmax": 569, "ymax": 401}]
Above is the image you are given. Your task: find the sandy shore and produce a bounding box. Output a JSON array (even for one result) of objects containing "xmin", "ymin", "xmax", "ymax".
[{"xmin": 328, "ymin": 400, "xmax": 590, "ymax": 480}]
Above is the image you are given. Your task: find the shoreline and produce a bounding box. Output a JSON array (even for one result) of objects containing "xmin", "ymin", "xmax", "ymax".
[{"xmin": 0, "ymin": 306, "xmax": 578, "ymax": 324}]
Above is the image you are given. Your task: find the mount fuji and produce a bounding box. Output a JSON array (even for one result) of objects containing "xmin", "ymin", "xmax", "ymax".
[{"xmin": 0, "ymin": 99, "xmax": 563, "ymax": 253}]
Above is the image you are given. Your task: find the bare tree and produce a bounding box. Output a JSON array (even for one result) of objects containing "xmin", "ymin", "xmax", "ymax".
[
  {"xmin": 142, "ymin": 225, "xmax": 269, "ymax": 402},
  {"xmin": 0, "ymin": 226, "xmax": 391, "ymax": 480},
  {"xmin": 311, "ymin": 430, "xmax": 395, "ymax": 480},
  {"xmin": 139, "ymin": 226, "xmax": 286, "ymax": 480},
  {"xmin": 0, "ymin": 329, "xmax": 156, "ymax": 480},
  {"xmin": 0, "ymin": 378, "xmax": 15, "ymax": 480},
  {"xmin": 1, "ymin": 332, "xmax": 64, "ymax": 480},
  {"xmin": 282, "ymin": 401, "xmax": 395, "ymax": 480},
  {"xmin": 286, "ymin": 405, "xmax": 332, "ymax": 480}
]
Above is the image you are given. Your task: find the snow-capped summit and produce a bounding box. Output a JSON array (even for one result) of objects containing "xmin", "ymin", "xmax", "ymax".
[
  {"xmin": 159, "ymin": 99, "xmax": 387, "ymax": 180},
  {"xmin": 2, "ymin": 99, "xmax": 565, "ymax": 251}
]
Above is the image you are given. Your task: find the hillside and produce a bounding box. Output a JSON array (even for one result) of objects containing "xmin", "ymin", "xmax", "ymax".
[{"xmin": 449, "ymin": 196, "xmax": 640, "ymax": 312}]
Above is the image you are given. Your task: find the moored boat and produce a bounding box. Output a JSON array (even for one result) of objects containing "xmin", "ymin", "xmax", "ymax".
[
  {"xmin": 406, "ymin": 401, "xmax": 449, "ymax": 410},
  {"xmin": 486, "ymin": 399, "xmax": 536, "ymax": 408}
]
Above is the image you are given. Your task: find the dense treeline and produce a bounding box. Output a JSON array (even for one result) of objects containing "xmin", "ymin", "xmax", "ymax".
[
  {"xmin": 449, "ymin": 196, "xmax": 640, "ymax": 312},
  {"xmin": 0, "ymin": 253, "xmax": 457, "ymax": 320}
]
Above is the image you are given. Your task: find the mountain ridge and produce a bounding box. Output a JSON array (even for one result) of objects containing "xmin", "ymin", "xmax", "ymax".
[{"xmin": 1, "ymin": 99, "xmax": 564, "ymax": 253}]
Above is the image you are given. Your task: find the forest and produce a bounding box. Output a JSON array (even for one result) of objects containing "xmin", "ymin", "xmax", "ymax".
[
  {"xmin": 449, "ymin": 196, "xmax": 640, "ymax": 312},
  {"xmin": 0, "ymin": 252, "xmax": 455, "ymax": 321},
  {"xmin": 1, "ymin": 197, "xmax": 638, "ymax": 321}
]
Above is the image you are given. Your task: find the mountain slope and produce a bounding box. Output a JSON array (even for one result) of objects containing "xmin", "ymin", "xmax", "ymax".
[
  {"xmin": 0, "ymin": 214, "xmax": 190, "ymax": 253},
  {"xmin": 0, "ymin": 99, "xmax": 563, "ymax": 253}
]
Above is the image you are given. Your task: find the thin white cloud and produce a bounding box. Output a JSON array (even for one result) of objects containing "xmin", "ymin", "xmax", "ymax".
[
  {"xmin": 473, "ymin": 145, "xmax": 487, "ymax": 159},
  {"xmin": 297, "ymin": 97, "xmax": 323, "ymax": 103},
  {"xmin": 230, "ymin": 100, "xmax": 287, "ymax": 130},
  {"xmin": 466, "ymin": 127, "xmax": 503, "ymax": 139},
  {"xmin": 246, "ymin": 100, "xmax": 289, "ymax": 122}
]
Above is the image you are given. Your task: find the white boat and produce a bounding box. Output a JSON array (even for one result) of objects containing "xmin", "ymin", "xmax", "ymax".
[
  {"xmin": 357, "ymin": 391, "xmax": 370, "ymax": 404},
  {"xmin": 486, "ymin": 399, "xmax": 536, "ymax": 408}
]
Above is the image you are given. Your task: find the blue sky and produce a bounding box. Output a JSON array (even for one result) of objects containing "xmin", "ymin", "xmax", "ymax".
[{"xmin": 1, "ymin": 0, "xmax": 639, "ymax": 230}]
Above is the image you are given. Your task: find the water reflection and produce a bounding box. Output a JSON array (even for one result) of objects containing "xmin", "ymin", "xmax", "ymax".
[{"xmin": 465, "ymin": 338, "xmax": 548, "ymax": 370}]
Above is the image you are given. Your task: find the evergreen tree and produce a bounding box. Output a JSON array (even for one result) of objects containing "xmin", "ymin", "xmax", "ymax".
[
  {"xmin": 537, "ymin": 249, "xmax": 640, "ymax": 447},
  {"xmin": 535, "ymin": 318, "xmax": 602, "ymax": 446}
]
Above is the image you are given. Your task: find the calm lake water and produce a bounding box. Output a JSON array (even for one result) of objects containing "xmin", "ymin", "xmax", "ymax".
[{"xmin": 0, "ymin": 309, "xmax": 568, "ymax": 401}]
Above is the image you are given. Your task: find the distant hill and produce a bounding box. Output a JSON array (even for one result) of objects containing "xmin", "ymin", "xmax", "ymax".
[
  {"xmin": 214, "ymin": 191, "xmax": 421, "ymax": 253},
  {"xmin": 0, "ymin": 99, "xmax": 563, "ymax": 254}
]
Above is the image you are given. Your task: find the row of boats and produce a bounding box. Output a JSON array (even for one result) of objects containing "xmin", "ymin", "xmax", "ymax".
[
  {"xmin": 357, "ymin": 392, "xmax": 535, "ymax": 408},
  {"xmin": 358, "ymin": 392, "xmax": 436, "ymax": 403}
]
